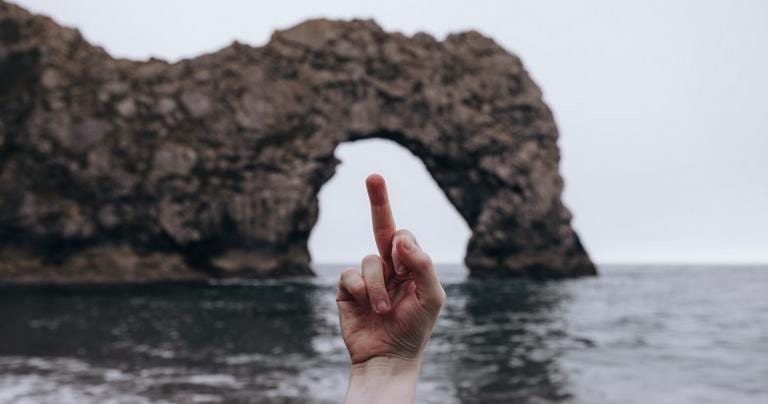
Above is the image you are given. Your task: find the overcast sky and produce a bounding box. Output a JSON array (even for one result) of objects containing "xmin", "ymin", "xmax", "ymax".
[{"xmin": 15, "ymin": 0, "xmax": 767, "ymax": 264}]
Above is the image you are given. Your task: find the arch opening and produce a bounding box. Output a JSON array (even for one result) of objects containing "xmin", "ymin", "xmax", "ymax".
[{"xmin": 308, "ymin": 138, "xmax": 471, "ymax": 272}]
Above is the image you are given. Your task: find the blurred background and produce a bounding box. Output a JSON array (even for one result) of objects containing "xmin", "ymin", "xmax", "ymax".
[{"xmin": 2, "ymin": 1, "xmax": 767, "ymax": 403}]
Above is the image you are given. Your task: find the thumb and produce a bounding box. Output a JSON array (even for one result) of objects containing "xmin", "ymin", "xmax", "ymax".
[{"xmin": 394, "ymin": 232, "xmax": 445, "ymax": 310}]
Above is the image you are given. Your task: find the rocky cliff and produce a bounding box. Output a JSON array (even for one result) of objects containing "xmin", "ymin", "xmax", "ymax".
[{"xmin": 0, "ymin": 2, "xmax": 595, "ymax": 283}]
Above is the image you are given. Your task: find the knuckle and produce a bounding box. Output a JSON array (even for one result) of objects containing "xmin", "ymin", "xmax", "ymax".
[
  {"xmin": 340, "ymin": 268, "xmax": 357, "ymax": 281},
  {"xmin": 394, "ymin": 228, "xmax": 412, "ymax": 238},
  {"xmin": 362, "ymin": 254, "xmax": 381, "ymax": 267},
  {"xmin": 366, "ymin": 279, "xmax": 385, "ymax": 291},
  {"xmin": 398, "ymin": 230, "xmax": 419, "ymax": 246},
  {"xmin": 437, "ymin": 287, "xmax": 447, "ymax": 304},
  {"xmin": 363, "ymin": 278, "xmax": 385, "ymax": 293},
  {"xmin": 419, "ymin": 252, "xmax": 433, "ymax": 268},
  {"xmin": 350, "ymin": 280, "xmax": 366, "ymax": 294},
  {"xmin": 426, "ymin": 287, "xmax": 446, "ymax": 309}
]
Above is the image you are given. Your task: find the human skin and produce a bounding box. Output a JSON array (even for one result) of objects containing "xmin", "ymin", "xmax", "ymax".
[{"xmin": 336, "ymin": 174, "xmax": 446, "ymax": 403}]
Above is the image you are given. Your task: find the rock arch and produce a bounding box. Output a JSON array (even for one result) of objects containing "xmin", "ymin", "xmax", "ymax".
[{"xmin": 0, "ymin": 3, "xmax": 595, "ymax": 282}]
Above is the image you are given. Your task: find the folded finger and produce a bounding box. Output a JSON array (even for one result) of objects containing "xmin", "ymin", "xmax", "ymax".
[
  {"xmin": 391, "ymin": 234, "xmax": 406, "ymax": 276},
  {"xmin": 336, "ymin": 268, "xmax": 368, "ymax": 305},
  {"xmin": 394, "ymin": 232, "xmax": 445, "ymax": 310},
  {"xmin": 361, "ymin": 254, "xmax": 390, "ymax": 314}
]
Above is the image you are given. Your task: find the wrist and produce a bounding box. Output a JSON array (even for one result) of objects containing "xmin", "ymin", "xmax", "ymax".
[
  {"xmin": 345, "ymin": 356, "xmax": 422, "ymax": 403},
  {"xmin": 350, "ymin": 355, "xmax": 422, "ymax": 377}
]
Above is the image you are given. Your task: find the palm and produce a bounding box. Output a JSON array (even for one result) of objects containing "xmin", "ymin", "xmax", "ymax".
[{"xmin": 339, "ymin": 279, "xmax": 432, "ymax": 363}]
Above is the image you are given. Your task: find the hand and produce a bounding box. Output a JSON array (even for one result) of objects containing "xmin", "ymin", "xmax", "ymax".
[{"xmin": 336, "ymin": 174, "xmax": 446, "ymax": 403}]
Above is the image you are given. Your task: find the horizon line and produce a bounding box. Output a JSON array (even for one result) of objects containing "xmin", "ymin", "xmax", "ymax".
[{"xmin": 312, "ymin": 261, "xmax": 768, "ymax": 267}]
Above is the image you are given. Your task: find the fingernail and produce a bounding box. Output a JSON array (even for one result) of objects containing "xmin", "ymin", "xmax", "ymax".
[
  {"xmin": 376, "ymin": 300, "xmax": 389, "ymax": 313},
  {"xmin": 395, "ymin": 265, "xmax": 406, "ymax": 275}
]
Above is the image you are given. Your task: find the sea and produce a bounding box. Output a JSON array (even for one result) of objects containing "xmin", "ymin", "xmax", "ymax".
[{"xmin": 0, "ymin": 264, "xmax": 766, "ymax": 403}]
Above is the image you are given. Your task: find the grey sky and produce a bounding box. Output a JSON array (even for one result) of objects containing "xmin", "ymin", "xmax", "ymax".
[{"xmin": 15, "ymin": 0, "xmax": 768, "ymax": 264}]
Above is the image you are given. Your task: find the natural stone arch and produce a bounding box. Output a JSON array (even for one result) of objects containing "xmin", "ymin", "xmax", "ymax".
[{"xmin": 0, "ymin": 3, "xmax": 595, "ymax": 283}]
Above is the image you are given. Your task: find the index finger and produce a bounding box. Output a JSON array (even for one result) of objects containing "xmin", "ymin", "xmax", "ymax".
[{"xmin": 366, "ymin": 174, "xmax": 396, "ymax": 276}]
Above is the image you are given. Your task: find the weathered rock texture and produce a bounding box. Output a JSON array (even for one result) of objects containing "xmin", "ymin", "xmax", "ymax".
[{"xmin": 0, "ymin": 2, "xmax": 595, "ymax": 283}]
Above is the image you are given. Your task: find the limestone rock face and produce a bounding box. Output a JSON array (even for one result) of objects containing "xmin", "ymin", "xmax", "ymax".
[{"xmin": 0, "ymin": 2, "xmax": 595, "ymax": 283}]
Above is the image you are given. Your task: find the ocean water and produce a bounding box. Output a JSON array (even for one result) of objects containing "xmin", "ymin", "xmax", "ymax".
[{"xmin": 0, "ymin": 265, "xmax": 766, "ymax": 403}]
